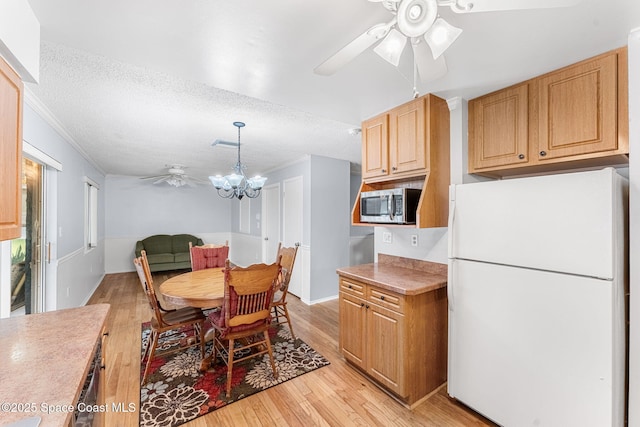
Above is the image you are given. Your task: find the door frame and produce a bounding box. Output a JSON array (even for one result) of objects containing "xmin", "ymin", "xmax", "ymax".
[
  {"xmin": 282, "ymin": 175, "xmax": 303, "ymax": 297},
  {"xmin": 261, "ymin": 183, "xmax": 280, "ymax": 264},
  {"xmin": 23, "ymin": 141, "xmax": 60, "ymax": 313}
]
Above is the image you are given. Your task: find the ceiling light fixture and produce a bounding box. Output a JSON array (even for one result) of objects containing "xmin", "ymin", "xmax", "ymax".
[
  {"xmin": 374, "ymin": 28, "xmax": 407, "ymax": 66},
  {"xmin": 370, "ymin": 0, "xmax": 462, "ymax": 71},
  {"xmin": 424, "ymin": 17, "xmax": 463, "ymax": 59},
  {"xmin": 209, "ymin": 122, "xmax": 267, "ymax": 200}
]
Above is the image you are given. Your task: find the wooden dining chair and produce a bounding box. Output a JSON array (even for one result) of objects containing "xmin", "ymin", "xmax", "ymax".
[
  {"xmin": 208, "ymin": 259, "xmax": 281, "ymax": 397},
  {"xmin": 189, "ymin": 241, "xmax": 229, "ymax": 271},
  {"xmin": 135, "ymin": 250, "xmax": 206, "ymax": 385},
  {"xmin": 271, "ymin": 243, "xmax": 299, "ymax": 339}
]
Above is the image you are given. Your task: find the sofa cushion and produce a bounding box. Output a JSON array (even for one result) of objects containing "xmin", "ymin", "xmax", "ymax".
[
  {"xmin": 142, "ymin": 235, "xmax": 173, "ymax": 255},
  {"xmin": 146, "ymin": 253, "xmax": 175, "ymax": 264},
  {"xmin": 172, "ymin": 234, "xmax": 202, "ymax": 254},
  {"xmin": 174, "ymin": 252, "xmax": 191, "ymax": 263}
]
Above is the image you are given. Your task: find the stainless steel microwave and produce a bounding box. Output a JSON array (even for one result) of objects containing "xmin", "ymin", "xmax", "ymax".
[{"xmin": 360, "ymin": 188, "xmax": 421, "ymax": 224}]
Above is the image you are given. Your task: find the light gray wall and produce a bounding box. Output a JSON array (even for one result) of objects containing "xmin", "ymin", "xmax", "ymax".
[
  {"xmin": 23, "ymin": 102, "xmax": 106, "ymax": 308},
  {"xmin": 310, "ymin": 155, "xmax": 351, "ymax": 301},
  {"xmin": 24, "ymin": 104, "xmax": 106, "ymax": 257},
  {"xmin": 105, "ymin": 175, "xmax": 231, "ymax": 237},
  {"xmin": 103, "ymin": 175, "xmax": 232, "ymax": 272}
]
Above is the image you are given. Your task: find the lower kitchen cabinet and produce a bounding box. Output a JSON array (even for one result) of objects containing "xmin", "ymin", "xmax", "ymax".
[{"xmin": 338, "ymin": 274, "xmax": 447, "ymax": 408}]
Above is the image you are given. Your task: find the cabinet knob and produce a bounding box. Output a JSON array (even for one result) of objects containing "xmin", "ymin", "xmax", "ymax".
[
  {"xmin": 380, "ymin": 295, "xmax": 385, "ymax": 301},
  {"xmin": 365, "ymin": 304, "xmax": 370, "ymax": 309},
  {"xmin": 391, "ymin": 166, "xmax": 397, "ymax": 171},
  {"xmin": 381, "ymin": 169, "xmax": 387, "ymax": 173},
  {"xmin": 518, "ymin": 154, "xmax": 525, "ymax": 160},
  {"xmin": 539, "ymin": 151, "xmax": 547, "ymax": 157},
  {"xmin": 360, "ymin": 303, "xmax": 364, "ymax": 308},
  {"xmin": 348, "ymin": 284, "xmax": 352, "ymax": 289}
]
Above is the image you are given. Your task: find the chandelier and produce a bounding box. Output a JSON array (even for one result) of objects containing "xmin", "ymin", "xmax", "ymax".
[{"xmin": 209, "ymin": 121, "xmax": 267, "ymax": 199}]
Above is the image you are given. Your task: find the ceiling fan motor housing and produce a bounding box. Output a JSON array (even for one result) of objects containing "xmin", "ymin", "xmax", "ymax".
[{"xmin": 397, "ymin": 0, "xmax": 438, "ymax": 37}]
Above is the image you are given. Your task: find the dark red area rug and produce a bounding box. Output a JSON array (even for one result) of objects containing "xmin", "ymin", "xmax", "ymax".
[{"xmin": 139, "ymin": 322, "xmax": 330, "ymax": 427}]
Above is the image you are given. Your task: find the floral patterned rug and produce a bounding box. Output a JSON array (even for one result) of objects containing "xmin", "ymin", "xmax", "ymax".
[{"xmin": 139, "ymin": 321, "xmax": 330, "ymax": 427}]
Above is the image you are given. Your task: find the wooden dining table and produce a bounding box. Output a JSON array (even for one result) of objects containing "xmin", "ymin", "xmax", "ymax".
[{"xmin": 159, "ymin": 268, "xmax": 226, "ymax": 309}]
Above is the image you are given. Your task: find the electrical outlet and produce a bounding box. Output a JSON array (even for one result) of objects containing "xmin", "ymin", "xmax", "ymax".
[
  {"xmin": 411, "ymin": 235, "xmax": 418, "ymax": 247},
  {"xmin": 382, "ymin": 232, "xmax": 392, "ymax": 244}
]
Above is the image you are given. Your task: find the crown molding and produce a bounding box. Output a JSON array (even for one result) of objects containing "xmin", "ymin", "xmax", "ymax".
[
  {"xmin": 446, "ymin": 96, "xmax": 462, "ymax": 111},
  {"xmin": 23, "ymin": 86, "xmax": 106, "ymax": 175}
]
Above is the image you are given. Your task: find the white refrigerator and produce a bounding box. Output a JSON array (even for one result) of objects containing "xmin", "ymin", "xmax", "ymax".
[{"xmin": 447, "ymin": 168, "xmax": 627, "ymax": 427}]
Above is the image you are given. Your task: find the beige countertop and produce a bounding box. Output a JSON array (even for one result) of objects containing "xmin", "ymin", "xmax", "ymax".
[
  {"xmin": 0, "ymin": 304, "xmax": 110, "ymax": 427},
  {"xmin": 336, "ymin": 254, "xmax": 447, "ymax": 295}
]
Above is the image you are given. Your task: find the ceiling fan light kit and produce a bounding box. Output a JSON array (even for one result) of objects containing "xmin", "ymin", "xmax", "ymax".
[
  {"xmin": 209, "ymin": 121, "xmax": 267, "ymax": 200},
  {"xmin": 315, "ymin": 0, "xmax": 582, "ymax": 84},
  {"xmin": 140, "ymin": 164, "xmax": 206, "ymax": 188},
  {"xmin": 374, "ymin": 28, "xmax": 408, "ymax": 66},
  {"xmin": 424, "ymin": 17, "xmax": 463, "ymax": 59}
]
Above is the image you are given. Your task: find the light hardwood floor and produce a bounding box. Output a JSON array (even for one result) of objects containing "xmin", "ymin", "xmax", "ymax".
[{"xmin": 87, "ymin": 271, "xmax": 496, "ymax": 426}]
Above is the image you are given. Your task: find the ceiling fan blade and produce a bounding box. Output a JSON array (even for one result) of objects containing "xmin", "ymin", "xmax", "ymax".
[
  {"xmin": 314, "ymin": 20, "xmax": 396, "ymax": 76},
  {"xmin": 153, "ymin": 177, "xmax": 170, "ymax": 184},
  {"xmin": 185, "ymin": 176, "xmax": 207, "ymax": 184},
  {"xmin": 445, "ymin": 0, "xmax": 581, "ymax": 13},
  {"xmin": 140, "ymin": 175, "xmax": 167, "ymax": 180},
  {"xmin": 411, "ymin": 39, "xmax": 447, "ymax": 83}
]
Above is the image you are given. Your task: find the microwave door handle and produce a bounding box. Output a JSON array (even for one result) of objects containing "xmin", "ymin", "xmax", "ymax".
[{"xmin": 388, "ymin": 194, "xmax": 395, "ymax": 220}]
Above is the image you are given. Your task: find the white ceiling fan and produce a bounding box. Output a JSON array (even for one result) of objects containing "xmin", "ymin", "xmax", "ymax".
[
  {"xmin": 140, "ymin": 165, "xmax": 206, "ymax": 188},
  {"xmin": 314, "ymin": 0, "xmax": 581, "ymax": 84}
]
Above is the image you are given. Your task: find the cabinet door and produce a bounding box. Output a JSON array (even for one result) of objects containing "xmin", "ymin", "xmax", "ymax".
[
  {"xmin": 537, "ymin": 52, "xmax": 618, "ymax": 160},
  {"xmin": 366, "ymin": 303, "xmax": 406, "ymax": 397},
  {"xmin": 339, "ymin": 292, "xmax": 367, "ymax": 368},
  {"xmin": 468, "ymin": 83, "xmax": 529, "ymax": 171},
  {"xmin": 389, "ymin": 97, "xmax": 427, "ymax": 176},
  {"xmin": 361, "ymin": 114, "xmax": 389, "ymax": 180},
  {"xmin": 0, "ymin": 56, "xmax": 23, "ymax": 241}
]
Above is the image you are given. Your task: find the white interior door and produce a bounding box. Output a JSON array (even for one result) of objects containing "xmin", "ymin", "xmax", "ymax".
[
  {"xmin": 283, "ymin": 176, "xmax": 303, "ymax": 296},
  {"xmin": 261, "ymin": 184, "xmax": 280, "ymax": 263}
]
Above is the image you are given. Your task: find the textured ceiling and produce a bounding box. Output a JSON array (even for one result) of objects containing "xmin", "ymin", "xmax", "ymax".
[{"xmin": 24, "ymin": 0, "xmax": 640, "ymax": 182}]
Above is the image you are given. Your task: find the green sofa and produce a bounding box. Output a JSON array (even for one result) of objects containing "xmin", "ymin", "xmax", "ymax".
[{"xmin": 135, "ymin": 234, "xmax": 203, "ymax": 272}]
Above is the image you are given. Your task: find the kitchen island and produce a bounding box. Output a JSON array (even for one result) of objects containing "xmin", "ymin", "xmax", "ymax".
[
  {"xmin": 336, "ymin": 254, "xmax": 447, "ymax": 408},
  {"xmin": 0, "ymin": 304, "xmax": 110, "ymax": 427}
]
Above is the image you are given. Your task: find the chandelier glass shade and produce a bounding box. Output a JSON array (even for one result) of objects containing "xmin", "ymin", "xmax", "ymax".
[{"xmin": 209, "ymin": 122, "xmax": 267, "ymax": 200}]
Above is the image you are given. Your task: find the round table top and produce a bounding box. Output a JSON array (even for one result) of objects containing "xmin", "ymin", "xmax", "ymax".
[{"xmin": 159, "ymin": 268, "xmax": 225, "ymax": 309}]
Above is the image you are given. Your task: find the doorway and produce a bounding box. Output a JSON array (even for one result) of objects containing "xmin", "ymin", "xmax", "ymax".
[
  {"xmin": 283, "ymin": 176, "xmax": 303, "ymax": 297},
  {"xmin": 10, "ymin": 158, "xmax": 44, "ymax": 315},
  {"xmin": 262, "ymin": 184, "xmax": 280, "ymax": 263}
]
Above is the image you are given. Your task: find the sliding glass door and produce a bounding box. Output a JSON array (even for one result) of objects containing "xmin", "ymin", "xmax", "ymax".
[{"xmin": 10, "ymin": 157, "xmax": 44, "ymax": 315}]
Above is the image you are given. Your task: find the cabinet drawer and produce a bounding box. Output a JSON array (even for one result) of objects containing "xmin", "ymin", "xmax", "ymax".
[
  {"xmin": 368, "ymin": 286, "xmax": 404, "ymax": 313},
  {"xmin": 340, "ymin": 278, "xmax": 366, "ymax": 298}
]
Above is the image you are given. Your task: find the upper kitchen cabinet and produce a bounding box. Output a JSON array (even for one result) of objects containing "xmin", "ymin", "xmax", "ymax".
[
  {"xmin": 353, "ymin": 94, "xmax": 450, "ymax": 228},
  {"xmin": 361, "ymin": 113, "xmax": 389, "ymax": 180},
  {"xmin": 469, "ymin": 82, "xmax": 529, "ymax": 170},
  {"xmin": 0, "ymin": 55, "xmax": 23, "ymax": 241},
  {"xmin": 388, "ymin": 97, "xmax": 427, "ymax": 177},
  {"xmin": 537, "ymin": 50, "xmax": 624, "ymax": 161},
  {"xmin": 469, "ymin": 47, "xmax": 628, "ymax": 177},
  {"xmin": 362, "ymin": 95, "xmax": 447, "ymax": 183}
]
